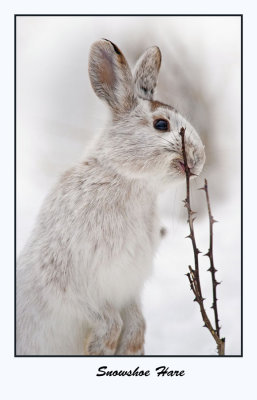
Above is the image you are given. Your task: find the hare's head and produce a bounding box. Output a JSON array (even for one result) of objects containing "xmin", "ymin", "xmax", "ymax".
[{"xmin": 89, "ymin": 39, "xmax": 205, "ymax": 184}]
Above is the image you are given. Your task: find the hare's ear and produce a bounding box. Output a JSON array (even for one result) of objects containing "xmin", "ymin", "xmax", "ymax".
[
  {"xmin": 133, "ymin": 46, "xmax": 161, "ymax": 100},
  {"xmin": 89, "ymin": 39, "xmax": 136, "ymax": 113}
]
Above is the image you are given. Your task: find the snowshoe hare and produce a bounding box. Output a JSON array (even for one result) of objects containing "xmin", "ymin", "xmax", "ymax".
[{"xmin": 17, "ymin": 39, "xmax": 205, "ymax": 355}]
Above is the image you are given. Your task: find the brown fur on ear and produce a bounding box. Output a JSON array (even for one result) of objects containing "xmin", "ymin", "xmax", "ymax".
[
  {"xmin": 88, "ymin": 39, "xmax": 137, "ymax": 113},
  {"xmin": 150, "ymin": 100, "xmax": 174, "ymax": 112},
  {"xmin": 134, "ymin": 46, "xmax": 162, "ymax": 101}
]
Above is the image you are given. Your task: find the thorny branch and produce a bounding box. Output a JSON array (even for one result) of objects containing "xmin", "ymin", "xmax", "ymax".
[
  {"xmin": 200, "ymin": 179, "xmax": 221, "ymax": 338},
  {"xmin": 179, "ymin": 127, "xmax": 225, "ymax": 356}
]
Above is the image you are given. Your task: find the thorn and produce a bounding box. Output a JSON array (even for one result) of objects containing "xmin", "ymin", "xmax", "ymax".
[
  {"xmin": 211, "ymin": 217, "xmax": 218, "ymax": 224},
  {"xmin": 198, "ymin": 297, "xmax": 205, "ymax": 303},
  {"xmin": 204, "ymin": 251, "xmax": 211, "ymax": 257},
  {"xmin": 215, "ymin": 281, "xmax": 222, "ymax": 286},
  {"xmin": 193, "ymin": 297, "xmax": 197, "ymax": 302},
  {"xmin": 190, "ymin": 210, "xmax": 197, "ymax": 215},
  {"xmin": 189, "ymin": 171, "xmax": 196, "ymax": 178},
  {"xmin": 185, "ymin": 234, "xmax": 193, "ymax": 239},
  {"xmin": 207, "ymin": 266, "xmax": 218, "ymax": 273},
  {"xmin": 203, "ymin": 324, "xmax": 207, "ymax": 328},
  {"xmin": 196, "ymin": 248, "xmax": 202, "ymax": 254},
  {"xmin": 198, "ymin": 186, "xmax": 206, "ymax": 191}
]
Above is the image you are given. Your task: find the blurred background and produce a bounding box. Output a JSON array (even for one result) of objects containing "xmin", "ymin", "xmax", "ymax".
[{"xmin": 16, "ymin": 16, "xmax": 241, "ymax": 355}]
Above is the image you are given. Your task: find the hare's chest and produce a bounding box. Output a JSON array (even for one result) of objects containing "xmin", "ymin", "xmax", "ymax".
[
  {"xmin": 95, "ymin": 201, "xmax": 160, "ymax": 308},
  {"xmin": 134, "ymin": 203, "xmax": 160, "ymax": 252}
]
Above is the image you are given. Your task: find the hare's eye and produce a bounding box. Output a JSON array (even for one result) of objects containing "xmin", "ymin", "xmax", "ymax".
[{"xmin": 153, "ymin": 119, "xmax": 169, "ymax": 131}]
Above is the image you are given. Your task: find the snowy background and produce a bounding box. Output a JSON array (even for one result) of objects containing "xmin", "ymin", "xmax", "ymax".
[{"xmin": 16, "ymin": 16, "xmax": 241, "ymax": 355}]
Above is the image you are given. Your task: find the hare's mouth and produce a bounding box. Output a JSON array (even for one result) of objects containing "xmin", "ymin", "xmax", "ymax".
[
  {"xmin": 178, "ymin": 161, "xmax": 185, "ymax": 173},
  {"xmin": 172, "ymin": 159, "xmax": 200, "ymax": 178},
  {"xmin": 173, "ymin": 159, "xmax": 186, "ymax": 175}
]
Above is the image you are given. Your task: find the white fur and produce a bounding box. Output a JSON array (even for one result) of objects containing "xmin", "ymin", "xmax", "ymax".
[{"xmin": 17, "ymin": 40, "xmax": 205, "ymax": 355}]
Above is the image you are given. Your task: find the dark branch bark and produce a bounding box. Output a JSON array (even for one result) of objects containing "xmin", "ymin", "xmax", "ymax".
[{"xmin": 199, "ymin": 179, "xmax": 220, "ymax": 338}]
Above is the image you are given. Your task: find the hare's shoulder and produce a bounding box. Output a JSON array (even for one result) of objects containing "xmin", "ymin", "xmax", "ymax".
[
  {"xmin": 54, "ymin": 158, "xmax": 116, "ymax": 201},
  {"xmin": 45, "ymin": 158, "xmax": 157, "ymax": 225},
  {"xmin": 57, "ymin": 158, "xmax": 145, "ymax": 205}
]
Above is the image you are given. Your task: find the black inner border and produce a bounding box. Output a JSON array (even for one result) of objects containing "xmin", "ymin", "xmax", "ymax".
[{"xmin": 14, "ymin": 14, "xmax": 243, "ymax": 358}]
